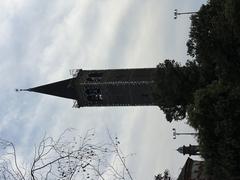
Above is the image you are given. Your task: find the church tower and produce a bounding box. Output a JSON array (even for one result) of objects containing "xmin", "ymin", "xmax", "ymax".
[{"xmin": 22, "ymin": 68, "xmax": 158, "ymax": 107}]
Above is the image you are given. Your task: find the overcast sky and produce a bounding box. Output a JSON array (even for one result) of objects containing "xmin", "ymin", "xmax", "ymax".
[{"xmin": 0, "ymin": 0, "xmax": 207, "ymax": 179}]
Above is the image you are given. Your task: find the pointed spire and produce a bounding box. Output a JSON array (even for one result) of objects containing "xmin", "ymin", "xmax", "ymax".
[
  {"xmin": 177, "ymin": 147, "xmax": 184, "ymax": 154},
  {"xmin": 26, "ymin": 78, "xmax": 77, "ymax": 100}
]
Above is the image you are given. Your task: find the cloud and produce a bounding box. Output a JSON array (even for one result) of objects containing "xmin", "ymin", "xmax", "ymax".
[{"xmin": 0, "ymin": 0, "xmax": 206, "ymax": 179}]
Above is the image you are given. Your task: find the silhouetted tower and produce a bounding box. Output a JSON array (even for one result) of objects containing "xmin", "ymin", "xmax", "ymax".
[
  {"xmin": 20, "ymin": 68, "xmax": 158, "ymax": 107},
  {"xmin": 177, "ymin": 144, "xmax": 200, "ymax": 156}
]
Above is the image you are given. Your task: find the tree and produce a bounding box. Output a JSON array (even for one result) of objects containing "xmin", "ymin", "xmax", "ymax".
[
  {"xmin": 184, "ymin": 0, "xmax": 240, "ymax": 179},
  {"xmin": 154, "ymin": 59, "xmax": 200, "ymax": 122},
  {"xmin": 153, "ymin": 0, "xmax": 240, "ymax": 178},
  {"xmin": 0, "ymin": 129, "xmax": 134, "ymax": 180},
  {"xmin": 187, "ymin": 82, "xmax": 240, "ymax": 179},
  {"xmin": 154, "ymin": 170, "xmax": 171, "ymax": 180},
  {"xmin": 187, "ymin": 1, "xmax": 240, "ymax": 84}
]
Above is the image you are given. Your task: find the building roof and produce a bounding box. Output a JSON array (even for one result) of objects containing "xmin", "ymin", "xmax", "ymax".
[{"xmin": 177, "ymin": 158, "xmax": 193, "ymax": 180}]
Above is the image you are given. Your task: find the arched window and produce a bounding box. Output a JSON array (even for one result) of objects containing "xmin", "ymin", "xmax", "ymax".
[
  {"xmin": 87, "ymin": 94, "xmax": 103, "ymax": 102},
  {"xmin": 87, "ymin": 72, "xmax": 103, "ymax": 81},
  {"xmin": 85, "ymin": 88, "xmax": 103, "ymax": 102},
  {"xmin": 85, "ymin": 88, "xmax": 101, "ymax": 95}
]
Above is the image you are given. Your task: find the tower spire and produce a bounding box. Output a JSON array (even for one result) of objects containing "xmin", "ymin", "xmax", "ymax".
[{"xmin": 25, "ymin": 78, "xmax": 77, "ymax": 99}]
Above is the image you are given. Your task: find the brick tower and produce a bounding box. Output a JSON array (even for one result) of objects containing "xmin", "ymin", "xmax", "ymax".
[{"xmin": 21, "ymin": 68, "xmax": 158, "ymax": 107}]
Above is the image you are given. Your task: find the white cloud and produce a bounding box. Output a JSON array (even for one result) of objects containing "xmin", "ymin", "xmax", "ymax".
[{"xmin": 0, "ymin": 0, "xmax": 207, "ymax": 179}]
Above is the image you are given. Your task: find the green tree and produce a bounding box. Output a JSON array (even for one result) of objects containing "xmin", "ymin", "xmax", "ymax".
[
  {"xmin": 155, "ymin": 0, "xmax": 240, "ymax": 178},
  {"xmin": 187, "ymin": 1, "xmax": 240, "ymax": 84},
  {"xmin": 188, "ymin": 82, "xmax": 240, "ymax": 179},
  {"xmin": 154, "ymin": 60, "xmax": 200, "ymax": 122}
]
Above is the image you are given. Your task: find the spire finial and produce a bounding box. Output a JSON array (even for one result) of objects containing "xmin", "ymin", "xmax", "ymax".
[{"xmin": 15, "ymin": 88, "xmax": 29, "ymax": 92}]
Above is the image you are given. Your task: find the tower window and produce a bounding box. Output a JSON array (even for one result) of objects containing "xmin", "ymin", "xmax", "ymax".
[
  {"xmin": 85, "ymin": 88, "xmax": 103, "ymax": 102},
  {"xmin": 88, "ymin": 72, "xmax": 103, "ymax": 77},
  {"xmin": 87, "ymin": 72, "xmax": 103, "ymax": 82},
  {"xmin": 85, "ymin": 88, "xmax": 101, "ymax": 95},
  {"xmin": 142, "ymin": 94, "xmax": 149, "ymax": 97},
  {"xmin": 87, "ymin": 94, "xmax": 103, "ymax": 102}
]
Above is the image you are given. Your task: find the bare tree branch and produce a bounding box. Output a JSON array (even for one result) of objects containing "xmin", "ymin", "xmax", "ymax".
[
  {"xmin": 0, "ymin": 129, "xmax": 135, "ymax": 180},
  {"xmin": 106, "ymin": 129, "xmax": 134, "ymax": 180}
]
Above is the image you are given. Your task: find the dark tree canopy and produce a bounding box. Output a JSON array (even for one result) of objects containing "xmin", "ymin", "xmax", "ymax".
[
  {"xmin": 154, "ymin": 0, "xmax": 240, "ymax": 179},
  {"xmin": 154, "ymin": 59, "xmax": 199, "ymax": 122},
  {"xmin": 187, "ymin": 1, "xmax": 240, "ymax": 84},
  {"xmin": 188, "ymin": 82, "xmax": 240, "ymax": 179}
]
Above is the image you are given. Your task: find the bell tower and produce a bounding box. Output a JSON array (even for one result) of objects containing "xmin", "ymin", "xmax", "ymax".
[{"xmin": 23, "ymin": 68, "xmax": 158, "ymax": 108}]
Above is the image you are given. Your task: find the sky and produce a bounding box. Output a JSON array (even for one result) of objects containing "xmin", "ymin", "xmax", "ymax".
[{"xmin": 0, "ymin": 0, "xmax": 207, "ymax": 179}]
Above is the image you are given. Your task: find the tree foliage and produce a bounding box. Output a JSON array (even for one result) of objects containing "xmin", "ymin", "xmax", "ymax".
[
  {"xmin": 185, "ymin": 1, "xmax": 240, "ymax": 179},
  {"xmin": 154, "ymin": 0, "xmax": 240, "ymax": 179},
  {"xmin": 187, "ymin": 1, "xmax": 240, "ymax": 84},
  {"xmin": 155, "ymin": 59, "xmax": 200, "ymax": 122},
  {"xmin": 188, "ymin": 82, "xmax": 240, "ymax": 179},
  {"xmin": 154, "ymin": 169, "xmax": 171, "ymax": 180}
]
